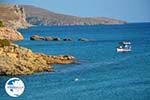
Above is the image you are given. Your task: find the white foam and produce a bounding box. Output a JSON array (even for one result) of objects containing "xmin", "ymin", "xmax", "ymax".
[{"xmin": 74, "ymin": 78, "xmax": 79, "ymax": 82}]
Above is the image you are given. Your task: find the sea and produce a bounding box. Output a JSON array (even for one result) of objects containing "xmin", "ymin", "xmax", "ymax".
[{"xmin": 0, "ymin": 23, "xmax": 150, "ymax": 100}]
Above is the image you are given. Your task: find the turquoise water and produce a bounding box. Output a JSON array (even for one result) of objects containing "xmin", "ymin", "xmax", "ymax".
[{"xmin": 0, "ymin": 23, "xmax": 150, "ymax": 100}]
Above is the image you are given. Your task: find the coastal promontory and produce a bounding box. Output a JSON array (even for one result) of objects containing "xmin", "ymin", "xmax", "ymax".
[{"xmin": 0, "ymin": 41, "xmax": 74, "ymax": 76}]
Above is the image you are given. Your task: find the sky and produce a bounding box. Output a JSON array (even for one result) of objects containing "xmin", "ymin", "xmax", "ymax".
[{"xmin": 1, "ymin": 0, "xmax": 150, "ymax": 22}]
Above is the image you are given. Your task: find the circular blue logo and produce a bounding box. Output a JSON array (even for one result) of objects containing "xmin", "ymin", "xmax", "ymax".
[{"xmin": 5, "ymin": 78, "xmax": 25, "ymax": 97}]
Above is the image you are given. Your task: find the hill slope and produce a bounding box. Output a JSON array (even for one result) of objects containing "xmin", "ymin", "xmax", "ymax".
[{"xmin": 21, "ymin": 5, "xmax": 127, "ymax": 26}]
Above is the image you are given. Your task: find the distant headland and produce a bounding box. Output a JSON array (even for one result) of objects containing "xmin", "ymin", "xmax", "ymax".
[
  {"xmin": 0, "ymin": 4, "xmax": 127, "ymax": 30},
  {"xmin": 21, "ymin": 5, "xmax": 127, "ymax": 26}
]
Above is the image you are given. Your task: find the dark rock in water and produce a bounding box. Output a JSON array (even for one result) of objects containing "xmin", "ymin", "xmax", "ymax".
[
  {"xmin": 53, "ymin": 37, "xmax": 61, "ymax": 41},
  {"xmin": 30, "ymin": 35, "xmax": 45, "ymax": 40},
  {"xmin": 44, "ymin": 36, "xmax": 53, "ymax": 41},
  {"xmin": 63, "ymin": 38, "xmax": 72, "ymax": 41},
  {"xmin": 30, "ymin": 35, "xmax": 75, "ymax": 42},
  {"xmin": 30, "ymin": 35, "xmax": 62, "ymax": 41},
  {"xmin": 78, "ymin": 38, "xmax": 90, "ymax": 41}
]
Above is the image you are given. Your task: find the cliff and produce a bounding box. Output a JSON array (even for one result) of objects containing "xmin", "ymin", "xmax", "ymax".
[
  {"xmin": 21, "ymin": 5, "xmax": 127, "ymax": 26},
  {"xmin": 0, "ymin": 4, "xmax": 30, "ymax": 29}
]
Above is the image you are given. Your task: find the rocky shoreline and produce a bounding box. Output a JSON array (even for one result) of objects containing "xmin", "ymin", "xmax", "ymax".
[
  {"xmin": 0, "ymin": 42, "xmax": 75, "ymax": 76},
  {"xmin": 0, "ymin": 4, "xmax": 77, "ymax": 76}
]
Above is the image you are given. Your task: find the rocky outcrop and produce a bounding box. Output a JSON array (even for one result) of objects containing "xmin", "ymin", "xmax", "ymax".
[
  {"xmin": 78, "ymin": 38, "xmax": 90, "ymax": 42},
  {"xmin": 30, "ymin": 35, "xmax": 93, "ymax": 42},
  {"xmin": 30, "ymin": 35, "xmax": 45, "ymax": 40},
  {"xmin": 53, "ymin": 37, "xmax": 61, "ymax": 41},
  {"xmin": 63, "ymin": 38, "xmax": 72, "ymax": 41},
  {"xmin": 44, "ymin": 36, "xmax": 53, "ymax": 41},
  {"xmin": 0, "ymin": 4, "xmax": 30, "ymax": 29},
  {"xmin": 0, "ymin": 27, "xmax": 24, "ymax": 41},
  {"xmin": 36, "ymin": 54, "xmax": 75, "ymax": 64},
  {"xmin": 30, "ymin": 35, "xmax": 61, "ymax": 41},
  {"xmin": 0, "ymin": 43, "xmax": 75, "ymax": 76},
  {"xmin": 0, "ymin": 44, "xmax": 50, "ymax": 76}
]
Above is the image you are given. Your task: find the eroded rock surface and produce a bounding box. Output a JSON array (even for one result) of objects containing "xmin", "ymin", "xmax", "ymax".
[
  {"xmin": 0, "ymin": 4, "xmax": 30, "ymax": 29},
  {"xmin": 0, "ymin": 27, "xmax": 24, "ymax": 41},
  {"xmin": 0, "ymin": 44, "xmax": 75, "ymax": 76}
]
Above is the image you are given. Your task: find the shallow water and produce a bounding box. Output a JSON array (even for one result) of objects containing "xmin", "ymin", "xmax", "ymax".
[{"xmin": 0, "ymin": 23, "xmax": 150, "ymax": 100}]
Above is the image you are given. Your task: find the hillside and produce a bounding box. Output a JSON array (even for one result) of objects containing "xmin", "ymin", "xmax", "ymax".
[
  {"xmin": 21, "ymin": 5, "xmax": 127, "ymax": 26},
  {"xmin": 0, "ymin": 4, "xmax": 30, "ymax": 29}
]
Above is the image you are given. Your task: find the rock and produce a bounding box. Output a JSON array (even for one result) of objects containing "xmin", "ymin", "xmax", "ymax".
[
  {"xmin": 30, "ymin": 35, "xmax": 45, "ymax": 40},
  {"xmin": 36, "ymin": 54, "xmax": 75, "ymax": 64},
  {"xmin": 0, "ymin": 27, "xmax": 24, "ymax": 41},
  {"xmin": 0, "ymin": 48, "xmax": 3, "ymax": 54},
  {"xmin": 53, "ymin": 37, "xmax": 61, "ymax": 41},
  {"xmin": 44, "ymin": 36, "xmax": 53, "ymax": 41},
  {"xmin": 63, "ymin": 38, "xmax": 72, "ymax": 41},
  {"xmin": 0, "ymin": 44, "xmax": 52, "ymax": 76},
  {"xmin": 0, "ymin": 43, "xmax": 75, "ymax": 76},
  {"xmin": 78, "ymin": 38, "xmax": 90, "ymax": 42},
  {"xmin": 30, "ymin": 35, "xmax": 62, "ymax": 41}
]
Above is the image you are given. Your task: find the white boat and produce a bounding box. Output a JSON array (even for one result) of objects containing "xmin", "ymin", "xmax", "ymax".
[{"xmin": 116, "ymin": 41, "xmax": 131, "ymax": 52}]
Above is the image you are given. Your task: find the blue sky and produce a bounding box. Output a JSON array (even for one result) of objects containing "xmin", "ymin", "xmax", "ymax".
[{"xmin": 1, "ymin": 0, "xmax": 150, "ymax": 22}]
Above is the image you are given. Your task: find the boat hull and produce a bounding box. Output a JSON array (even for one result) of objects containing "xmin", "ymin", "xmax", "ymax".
[{"xmin": 117, "ymin": 48, "xmax": 131, "ymax": 52}]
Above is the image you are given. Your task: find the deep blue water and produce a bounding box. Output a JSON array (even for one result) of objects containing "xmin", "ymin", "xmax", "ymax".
[{"xmin": 0, "ymin": 23, "xmax": 150, "ymax": 100}]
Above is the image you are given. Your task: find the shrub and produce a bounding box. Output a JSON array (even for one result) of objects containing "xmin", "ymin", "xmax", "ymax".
[
  {"xmin": 0, "ymin": 20, "xmax": 4, "ymax": 27},
  {"xmin": 0, "ymin": 39, "xmax": 11, "ymax": 47}
]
